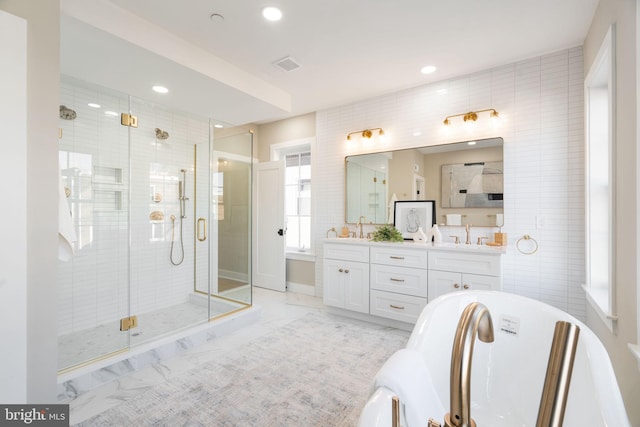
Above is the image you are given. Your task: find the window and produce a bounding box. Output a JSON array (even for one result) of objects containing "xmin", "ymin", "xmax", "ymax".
[
  {"xmin": 284, "ymin": 152, "xmax": 311, "ymax": 250},
  {"xmin": 584, "ymin": 24, "xmax": 616, "ymax": 332},
  {"xmin": 271, "ymin": 138, "xmax": 314, "ymax": 254}
]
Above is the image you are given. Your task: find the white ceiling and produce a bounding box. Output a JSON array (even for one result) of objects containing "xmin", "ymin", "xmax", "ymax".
[{"xmin": 60, "ymin": 0, "xmax": 599, "ymax": 126}]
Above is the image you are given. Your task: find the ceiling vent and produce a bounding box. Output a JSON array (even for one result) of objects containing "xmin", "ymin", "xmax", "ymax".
[{"xmin": 273, "ymin": 56, "xmax": 301, "ymax": 72}]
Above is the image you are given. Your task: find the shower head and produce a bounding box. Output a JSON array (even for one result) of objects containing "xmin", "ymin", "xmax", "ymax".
[
  {"xmin": 155, "ymin": 128, "xmax": 169, "ymax": 140},
  {"xmin": 59, "ymin": 105, "xmax": 77, "ymax": 120}
]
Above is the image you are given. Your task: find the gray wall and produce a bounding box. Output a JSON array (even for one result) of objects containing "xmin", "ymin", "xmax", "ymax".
[{"xmin": 256, "ymin": 113, "xmax": 317, "ymax": 290}]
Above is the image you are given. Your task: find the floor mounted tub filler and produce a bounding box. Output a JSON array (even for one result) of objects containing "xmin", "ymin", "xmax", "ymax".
[{"xmin": 358, "ymin": 290, "xmax": 630, "ymax": 427}]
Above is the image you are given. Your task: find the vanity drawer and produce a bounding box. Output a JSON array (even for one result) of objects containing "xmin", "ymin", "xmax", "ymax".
[
  {"xmin": 370, "ymin": 246, "xmax": 428, "ymax": 268},
  {"xmin": 324, "ymin": 243, "xmax": 369, "ymax": 263},
  {"xmin": 428, "ymin": 250, "xmax": 501, "ymax": 276},
  {"xmin": 370, "ymin": 290, "xmax": 427, "ymax": 324},
  {"xmin": 370, "ymin": 264, "xmax": 428, "ymax": 297}
]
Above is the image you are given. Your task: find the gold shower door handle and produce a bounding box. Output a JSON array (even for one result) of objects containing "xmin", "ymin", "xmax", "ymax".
[{"xmin": 197, "ymin": 217, "xmax": 207, "ymax": 241}]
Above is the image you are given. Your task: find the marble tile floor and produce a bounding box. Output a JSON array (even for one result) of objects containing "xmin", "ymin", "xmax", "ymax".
[{"xmin": 65, "ymin": 287, "xmax": 327, "ymax": 425}]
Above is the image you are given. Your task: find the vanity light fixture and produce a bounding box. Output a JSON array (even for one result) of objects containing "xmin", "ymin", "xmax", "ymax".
[
  {"xmin": 443, "ymin": 108, "xmax": 499, "ymax": 125},
  {"xmin": 347, "ymin": 127, "xmax": 385, "ymax": 140}
]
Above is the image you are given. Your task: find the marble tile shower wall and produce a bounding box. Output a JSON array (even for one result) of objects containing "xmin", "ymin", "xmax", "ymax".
[
  {"xmin": 315, "ymin": 47, "xmax": 586, "ymax": 320},
  {"xmin": 58, "ymin": 81, "xmax": 209, "ymax": 336}
]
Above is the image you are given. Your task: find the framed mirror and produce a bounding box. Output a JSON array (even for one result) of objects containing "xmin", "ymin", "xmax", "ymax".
[{"xmin": 345, "ymin": 137, "xmax": 504, "ymax": 227}]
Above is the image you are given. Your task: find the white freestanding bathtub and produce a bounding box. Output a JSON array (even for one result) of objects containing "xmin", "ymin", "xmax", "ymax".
[{"xmin": 358, "ymin": 291, "xmax": 630, "ymax": 427}]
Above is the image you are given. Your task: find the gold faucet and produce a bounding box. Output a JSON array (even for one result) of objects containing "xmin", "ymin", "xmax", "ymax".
[
  {"xmin": 465, "ymin": 224, "xmax": 472, "ymax": 245},
  {"xmin": 357, "ymin": 216, "xmax": 366, "ymax": 239},
  {"xmin": 444, "ymin": 302, "xmax": 494, "ymax": 427}
]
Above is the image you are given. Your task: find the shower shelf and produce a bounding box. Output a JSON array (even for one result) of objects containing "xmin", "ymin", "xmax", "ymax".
[
  {"xmin": 93, "ymin": 189, "xmax": 123, "ymax": 211},
  {"xmin": 92, "ymin": 166, "xmax": 123, "ymax": 185}
]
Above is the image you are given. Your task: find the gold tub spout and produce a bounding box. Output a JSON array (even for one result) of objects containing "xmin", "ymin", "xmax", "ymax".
[{"xmin": 444, "ymin": 302, "xmax": 494, "ymax": 427}]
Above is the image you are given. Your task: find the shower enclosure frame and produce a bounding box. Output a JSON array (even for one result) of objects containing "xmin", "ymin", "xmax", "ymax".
[{"xmin": 57, "ymin": 77, "xmax": 253, "ymax": 374}]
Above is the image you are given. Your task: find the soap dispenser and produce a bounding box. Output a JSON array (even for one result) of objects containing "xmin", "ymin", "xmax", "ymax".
[{"xmin": 494, "ymin": 224, "xmax": 507, "ymax": 246}]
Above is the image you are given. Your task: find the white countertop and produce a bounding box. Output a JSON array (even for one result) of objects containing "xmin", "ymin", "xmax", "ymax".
[{"xmin": 323, "ymin": 237, "xmax": 507, "ymax": 254}]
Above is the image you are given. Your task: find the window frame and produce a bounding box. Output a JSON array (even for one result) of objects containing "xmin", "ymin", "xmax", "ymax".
[
  {"xmin": 632, "ymin": 0, "xmax": 640, "ymax": 364},
  {"xmin": 583, "ymin": 24, "xmax": 617, "ymax": 332}
]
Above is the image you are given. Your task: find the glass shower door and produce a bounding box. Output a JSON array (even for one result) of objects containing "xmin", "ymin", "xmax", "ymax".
[
  {"xmin": 57, "ymin": 78, "xmax": 131, "ymax": 371},
  {"xmin": 127, "ymin": 97, "xmax": 210, "ymax": 346},
  {"xmin": 194, "ymin": 125, "xmax": 253, "ymax": 308}
]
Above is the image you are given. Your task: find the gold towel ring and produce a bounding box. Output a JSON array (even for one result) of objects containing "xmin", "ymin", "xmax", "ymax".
[{"xmin": 516, "ymin": 234, "xmax": 538, "ymax": 255}]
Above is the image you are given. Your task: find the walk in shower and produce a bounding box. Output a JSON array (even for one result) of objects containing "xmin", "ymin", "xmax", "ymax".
[{"xmin": 57, "ymin": 77, "xmax": 253, "ymax": 372}]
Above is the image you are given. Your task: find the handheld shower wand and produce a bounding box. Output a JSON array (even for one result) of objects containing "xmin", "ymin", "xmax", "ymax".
[
  {"xmin": 179, "ymin": 168, "xmax": 188, "ymax": 219},
  {"xmin": 170, "ymin": 169, "xmax": 189, "ymax": 265}
]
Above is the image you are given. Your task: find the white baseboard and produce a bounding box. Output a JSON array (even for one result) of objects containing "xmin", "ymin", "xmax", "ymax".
[
  {"xmin": 286, "ymin": 282, "xmax": 316, "ymax": 296},
  {"xmin": 325, "ymin": 306, "xmax": 414, "ymax": 332},
  {"xmin": 219, "ymin": 269, "xmax": 248, "ymax": 283}
]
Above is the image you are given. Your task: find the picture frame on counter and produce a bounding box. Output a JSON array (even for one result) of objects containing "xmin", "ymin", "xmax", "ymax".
[{"xmin": 393, "ymin": 200, "xmax": 436, "ymax": 240}]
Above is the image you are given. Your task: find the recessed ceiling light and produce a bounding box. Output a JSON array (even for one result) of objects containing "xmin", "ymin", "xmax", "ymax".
[
  {"xmin": 104, "ymin": 111, "xmax": 119, "ymax": 117},
  {"xmin": 152, "ymin": 85, "xmax": 169, "ymax": 94},
  {"xmin": 421, "ymin": 65, "xmax": 437, "ymax": 75},
  {"xmin": 88, "ymin": 103, "xmax": 101, "ymax": 108},
  {"xmin": 214, "ymin": 124, "xmax": 224, "ymax": 128},
  {"xmin": 210, "ymin": 13, "xmax": 224, "ymax": 22},
  {"xmin": 467, "ymin": 141, "xmax": 477, "ymax": 146},
  {"xmin": 262, "ymin": 7, "xmax": 282, "ymax": 21}
]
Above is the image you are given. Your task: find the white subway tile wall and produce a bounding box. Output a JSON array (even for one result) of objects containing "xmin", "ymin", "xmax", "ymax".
[
  {"xmin": 316, "ymin": 47, "xmax": 586, "ymax": 320},
  {"xmin": 58, "ymin": 80, "xmax": 209, "ymax": 336}
]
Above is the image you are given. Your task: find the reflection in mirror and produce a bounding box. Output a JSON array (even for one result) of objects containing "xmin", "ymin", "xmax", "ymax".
[
  {"xmin": 345, "ymin": 152, "xmax": 390, "ymax": 224},
  {"xmin": 441, "ymin": 161, "xmax": 503, "ymax": 208},
  {"xmin": 345, "ymin": 137, "xmax": 503, "ymax": 226}
]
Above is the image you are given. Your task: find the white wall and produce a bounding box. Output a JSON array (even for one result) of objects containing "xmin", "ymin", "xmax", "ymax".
[
  {"xmin": 316, "ymin": 47, "xmax": 586, "ymax": 320},
  {"xmin": 0, "ymin": 0, "xmax": 60, "ymax": 402},
  {"xmin": 0, "ymin": 9, "xmax": 27, "ymax": 403}
]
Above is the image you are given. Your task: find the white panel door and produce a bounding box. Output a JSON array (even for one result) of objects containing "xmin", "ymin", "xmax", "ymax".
[{"xmin": 252, "ymin": 161, "xmax": 286, "ymax": 292}]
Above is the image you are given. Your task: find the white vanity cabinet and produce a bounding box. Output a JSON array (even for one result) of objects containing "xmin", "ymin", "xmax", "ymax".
[
  {"xmin": 369, "ymin": 246, "xmax": 428, "ymax": 323},
  {"xmin": 322, "ymin": 240, "xmax": 503, "ymax": 326},
  {"xmin": 323, "ymin": 243, "xmax": 370, "ymax": 313},
  {"xmin": 427, "ymin": 250, "xmax": 502, "ymax": 300}
]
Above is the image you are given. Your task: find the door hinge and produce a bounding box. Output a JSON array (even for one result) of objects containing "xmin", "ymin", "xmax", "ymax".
[
  {"xmin": 120, "ymin": 315, "xmax": 138, "ymax": 331},
  {"xmin": 121, "ymin": 113, "xmax": 138, "ymax": 128}
]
